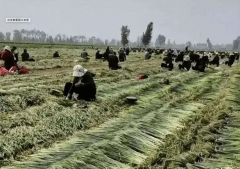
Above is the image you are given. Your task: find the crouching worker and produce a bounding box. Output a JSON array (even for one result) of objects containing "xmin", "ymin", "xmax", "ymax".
[
  {"xmin": 179, "ymin": 54, "xmax": 191, "ymax": 71},
  {"xmin": 53, "ymin": 51, "xmax": 60, "ymax": 58},
  {"xmin": 209, "ymin": 53, "xmax": 219, "ymax": 67},
  {"xmin": 225, "ymin": 53, "xmax": 235, "ymax": 67},
  {"xmin": 81, "ymin": 49, "xmax": 89, "ymax": 59},
  {"xmin": 64, "ymin": 65, "xmax": 96, "ymax": 101},
  {"xmin": 108, "ymin": 52, "xmax": 122, "ymax": 70},
  {"xmin": 1, "ymin": 46, "xmax": 15, "ymax": 70},
  {"xmin": 21, "ymin": 49, "xmax": 35, "ymax": 62},
  {"xmin": 145, "ymin": 50, "xmax": 152, "ymax": 60},
  {"xmin": 161, "ymin": 50, "xmax": 173, "ymax": 71},
  {"xmin": 192, "ymin": 58, "xmax": 206, "ymax": 72},
  {"xmin": 95, "ymin": 49, "xmax": 103, "ymax": 59}
]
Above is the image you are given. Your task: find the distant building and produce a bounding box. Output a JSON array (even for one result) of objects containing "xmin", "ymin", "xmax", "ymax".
[{"xmin": 196, "ymin": 43, "xmax": 208, "ymax": 49}]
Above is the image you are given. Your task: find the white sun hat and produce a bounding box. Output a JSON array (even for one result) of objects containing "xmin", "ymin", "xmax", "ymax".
[
  {"xmin": 163, "ymin": 50, "xmax": 168, "ymax": 56},
  {"xmin": 183, "ymin": 55, "xmax": 190, "ymax": 61},
  {"xmin": 4, "ymin": 46, "xmax": 11, "ymax": 51},
  {"xmin": 73, "ymin": 65, "xmax": 87, "ymax": 77}
]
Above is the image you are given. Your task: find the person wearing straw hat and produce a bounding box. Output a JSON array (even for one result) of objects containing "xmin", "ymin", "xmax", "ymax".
[
  {"xmin": 0, "ymin": 46, "xmax": 15, "ymax": 70},
  {"xmin": 64, "ymin": 65, "xmax": 96, "ymax": 101}
]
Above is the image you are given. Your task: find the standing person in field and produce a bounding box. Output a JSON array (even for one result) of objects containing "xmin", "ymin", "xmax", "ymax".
[
  {"xmin": 64, "ymin": 65, "xmax": 96, "ymax": 101},
  {"xmin": 108, "ymin": 52, "xmax": 122, "ymax": 70},
  {"xmin": 53, "ymin": 51, "xmax": 60, "ymax": 58},
  {"xmin": 21, "ymin": 49, "xmax": 35, "ymax": 62},
  {"xmin": 1, "ymin": 46, "xmax": 15, "ymax": 70}
]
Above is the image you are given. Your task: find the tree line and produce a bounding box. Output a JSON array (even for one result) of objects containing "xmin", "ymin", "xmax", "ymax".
[
  {"xmin": 0, "ymin": 26, "xmax": 239, "ymax": 50},
  {"xmin": 0, "ymin": 29, "xmax": 123, "ymax": 46}
]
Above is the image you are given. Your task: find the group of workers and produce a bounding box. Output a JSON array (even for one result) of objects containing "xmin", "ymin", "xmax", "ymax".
[
  {"xmin": 1, "ymin": 44, "xmax": 239, "ymax": 106},
  {"xmin": 160, "ymin": 48, "xmax": 239, "ymax": 72},
  {"xmin": 0, "ymin": 46, "xmax": 35, "ymax": 70},
  {"xmin": 63, "ymin": 46, "xmax": 132, "ymax": 103},
  {"xmin": 64, "ymin": 46, "xmax": 239, "ymax": 105},
  {"xmin": 94, "ymin": 46, "xmax": 130, "ymax": 70}
]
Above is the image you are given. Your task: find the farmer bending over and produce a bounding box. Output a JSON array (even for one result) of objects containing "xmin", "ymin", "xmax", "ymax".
[
  {"xmin": 53, "ymin": 51, "xmax": 60, "ymax": 58},
  {"xmin": 95, "ymin": 49, "xmax": 103, "ymax": 59},
  {"xmin": 81, "ymin": 49, "xmax": 89, "ymax": 59},
  {"xmin": 108, "ymin": 52, "xmax": 122, "ymax": 70},
  {"xmin": 118, "ymin": 47, "xmax": 126, "ymax": 62},
  {"xmin": 161, "ymin": 50, "xmax": 174, "ymax": 71},
  {"xmin": 64, "ymin": 65, "xmax": 96, "ymax": 101},
  {"xmin": 1, "ymin": 46, "xmax": 15, "ymax": 70}
]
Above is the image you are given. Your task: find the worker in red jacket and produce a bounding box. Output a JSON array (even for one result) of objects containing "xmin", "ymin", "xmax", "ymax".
[{"xmin": 1, "ymin": 46, "xmax": 15, "ymax": 70}]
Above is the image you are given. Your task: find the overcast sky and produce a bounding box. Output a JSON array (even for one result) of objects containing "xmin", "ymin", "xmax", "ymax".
[{"xmin": 0, "ymin": 0, "xmax": 239, "ymax": 44}]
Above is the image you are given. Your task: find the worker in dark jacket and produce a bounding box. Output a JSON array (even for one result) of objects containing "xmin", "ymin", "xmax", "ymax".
[
  {"xmin": 95, "ymin": 49, "xmax": 103, "ymax": 59},
  {"xmin": 103, "ymin": 47, "xmax": 110, "ymax": 61},
  {"xmin": 118, "ymin": 47, "xmax": 126, "ymax": 62},
  {"xmin": 108, "ymin": 52, "xmax": 121, "ymax": 70},
  {"xmin": 1, "ymin": 46, "xmax": 15, "ymax": 70},
  {"xmin": 81, "ymin": 49, "xmax": 89, "ymax": 59},
  {"xmin": 235, "ymin": 52, "xmax": 239, "ymax": 62},
  {"xmin": 192, "ymin": 56, "xmax": 206, "ymax": 72},
  {"xmin": 225, "ymin": 53, "xmax": 235, "ymax": 67},
  {"xmin": 161, "ymin": 50, "xmax": 173, "ymax": 71},
  {"xmin": 64, "ymin": 65, "xmax": 96, "ymax": 101},
  {"xmin": 179, "ymin": 54, "xmax": 191, "ymax": 71},
  {"xmin": 126, "ymin": 47, "xmax": 130, "ymax": 56},
  {"xmin": 21, "ymin": 49, "xmax": 35, "ymax": 62},
  {"xmin": 209, "ymin": 53, "xmax": 220, "ymax": 67},
  {"xmin": 53, "ymin": 51, "xmax": 60, "ymax": 58}
]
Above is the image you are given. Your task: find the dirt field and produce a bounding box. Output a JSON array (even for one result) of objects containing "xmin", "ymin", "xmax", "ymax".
[{"xmin": 0, "ymin": 46, "xmax": 240, "ymax": 169}]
